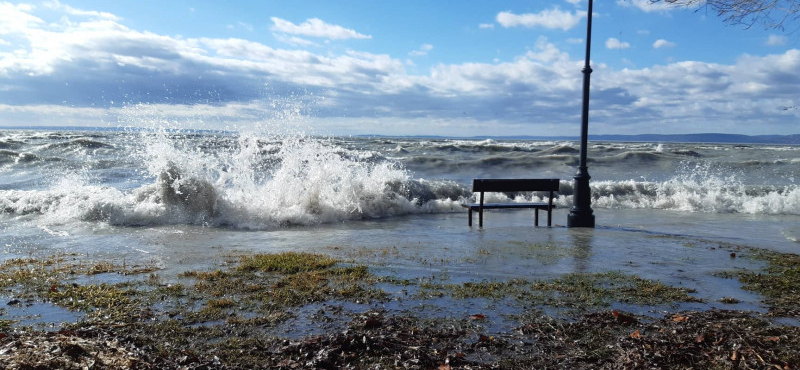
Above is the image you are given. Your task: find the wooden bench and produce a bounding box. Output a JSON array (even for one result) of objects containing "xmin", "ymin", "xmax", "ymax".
[{"xmin": 462, "ymin": 179, "xmax": 559, "ymax": 227}]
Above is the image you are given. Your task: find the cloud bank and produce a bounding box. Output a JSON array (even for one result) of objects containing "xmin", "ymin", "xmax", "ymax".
[
  {"xmin": 0, "ymin": 3, "xmax": 797, "ymax": 136},
  {"xmin": 496, "ymin": 9, "xmax": 586, "ymax": 31},
  {"xmin": 270, "ymin": 17, "xmax": 371, "ymax": 40}
]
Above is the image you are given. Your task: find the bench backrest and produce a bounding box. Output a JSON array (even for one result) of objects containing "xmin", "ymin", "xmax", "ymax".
[{"xmin": 472, "ymin": 178, "xmax": 560, "ymax": 193}]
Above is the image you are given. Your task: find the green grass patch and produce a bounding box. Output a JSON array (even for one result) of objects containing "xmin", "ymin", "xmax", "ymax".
[
  {"xmin": 237, "ymin": 252, "xmax": 337, "ymax": 274},
  {"xmin": 47, "ymin": 284, "xmax": 133, "ymax": 311},
  {"xmin": 725, "ymin": 249, "xmax": 800, "ymax": 316},
  {"xmin": 0, "ymin": 308, "xmax": 12, "ymax": 331},
  {"xmin": 418, "ymin": 271, "xmax": 700, "ymax": 309},
  {"xmin": 178, "ymin": 252, "xmax": 385, "ymax": 319}
]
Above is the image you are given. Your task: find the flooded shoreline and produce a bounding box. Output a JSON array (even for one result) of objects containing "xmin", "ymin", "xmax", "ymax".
[{"xmin": 2, "ymin": 230, "xmax": 799, "ymax": 369}]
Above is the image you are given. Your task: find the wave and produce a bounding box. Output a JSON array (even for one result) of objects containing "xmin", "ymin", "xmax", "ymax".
[
  {"xmin": 670, "ymin": 150, "xmax": 702, "ymax": 158},
  {"xmin": 0, "ymin": 150, "xmax": 40, "ymax": 164},
  {"xmin": 0, "ymin": 134, "xmax": 468, "ymax": 229},
  {"xmin": 45, "ymin": 138, "xmax": 114, "ymax": 150},
  {"xmin": 427, "ymin": 139, "xmax": 540, "ymax": 154},
  {"xmin": 2, "ymin": 132, "xmax": 798, "ymax": 230},
  {"xmin": 539, "ymin": 145, "xmax": 579, "ymax": 155},
  {"xmin": 738, "ymin": 158, "xmax": 800, "ymax": 166},
  {"xmin": 0, "ymin": 140, "xmax": 24, "ymax": 150},
  {"xmin": 595, "ymin": 151, "xmax": 663, "ymax": 164},
  {"xmin": 0, "ymin": 175, "xmax": 468, "ymax": 229},
  {"xmin": 558, "ymin": 179, "xmax": 799, "ymax": 215},
  {"xmin": 3, "ymin": 174, "xmax": 795, "ymax": 231}
]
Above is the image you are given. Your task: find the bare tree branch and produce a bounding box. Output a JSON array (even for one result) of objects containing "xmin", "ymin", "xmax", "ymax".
[{"xmin": 650, "ymin": 0, "xmax": 800, "ymax": 29}]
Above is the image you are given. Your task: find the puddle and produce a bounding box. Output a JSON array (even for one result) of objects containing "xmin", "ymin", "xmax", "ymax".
[{"xmin": 2, "ymin": 297, "xmax": 83, "ymax": 330}]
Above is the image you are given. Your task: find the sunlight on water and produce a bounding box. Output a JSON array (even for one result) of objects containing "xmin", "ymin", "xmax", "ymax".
[{"xmin": 0, "ymin": 98, "xmax": 798, "ymax": 235}]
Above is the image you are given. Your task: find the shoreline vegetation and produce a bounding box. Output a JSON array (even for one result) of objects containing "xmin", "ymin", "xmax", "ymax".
[{"xmin": 1, "ymin": 247, "xmax": 799, "ymax": 369}]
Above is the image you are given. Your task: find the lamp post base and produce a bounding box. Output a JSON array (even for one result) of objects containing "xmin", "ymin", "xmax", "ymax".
[
  {"xmin": 567, "ymin": 170, "xmax": 595, "ymax": 228},
  {"xmin": 567, "ymin": 210, "xmax": 595, "ymax": 228}
]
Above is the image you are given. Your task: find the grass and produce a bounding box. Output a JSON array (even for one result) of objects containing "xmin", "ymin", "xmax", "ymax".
[
  {"xmin": 1, "ymin": 251, "xmax": 704, "ymax": 334},
  {"xmin": 237, "ymin": 252, "xmax": 337, "ymax": 274},
  {"xmin": 417, "ymin": 271, "xmax": 701, "ymax": 309},
  {"xmin": 723, "ymin": 249, "xmax": 800, "ymax": 317},
  {"xmin": 177, "ymin": 252, "xmax": 386, "ymax": 321},
  {"xmin": 0, "ymin": 308, "xmax": 12, "ymax": 331},
  {"xmin": 2, "ymin": 247, "xmax": 800, "ymax": 369}
]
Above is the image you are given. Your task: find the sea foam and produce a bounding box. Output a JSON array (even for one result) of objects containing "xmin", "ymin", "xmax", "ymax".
[
  {"xmin": 0, "ymin": 131, "xmax": 468, "ymax": 229},
  {"xmin": 1, "ymin": 130, "xmax": 798, "ymax": 231}
]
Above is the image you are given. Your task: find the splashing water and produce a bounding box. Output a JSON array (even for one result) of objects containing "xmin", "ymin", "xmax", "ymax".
[
  {"xmin": 2, "ymin": 119, "xmax": 798, "ymax": 231},
  {"xmin": 0, "ymin": 126, "xmax": 471, "ymax": 229},
  {"xmin": 584, "ymin": 161, "xmax": 800, "ymax": 215}
]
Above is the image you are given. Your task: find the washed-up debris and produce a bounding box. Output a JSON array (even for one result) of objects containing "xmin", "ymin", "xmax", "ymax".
[
  {"xmin": 0, "ymin": 329, "xmax": 146, "ymax": 370},
  {"xmin": 1, "ymin": 249, "xmax": 799, "ymax": 369}
]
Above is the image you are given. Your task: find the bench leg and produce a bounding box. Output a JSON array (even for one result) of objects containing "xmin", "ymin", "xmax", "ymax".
[
  {"xmin": 534, "ymin": 209, "xmax": 539, "ymax": 226},
  {"xmin": 468, "ymin": 209, "xmax": 472, "ymax": 227},
  {"xmin": 479, "ymin": 209, "xmax": 483, "ymax": 228},
  {"xmin": 547, "ymin": 209, "xmax": 552, "ymax": 227}
]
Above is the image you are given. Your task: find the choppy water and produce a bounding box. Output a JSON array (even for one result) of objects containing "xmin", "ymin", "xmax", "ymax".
[
  {"xmin": 1, "ymin": 129, "xmax": 797, "ymax": 229},
  {"xmin": 1, "ymin": 127, "xmax": 799, "ymax": 325}
]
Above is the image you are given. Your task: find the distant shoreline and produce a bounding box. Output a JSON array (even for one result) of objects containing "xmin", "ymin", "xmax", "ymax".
[
  {"xmin": 360, "ymin": 133, "xmax": 800, "ymax": 145},
  {"xmin": 1, "ymin": 126, "xmax": 798, "ymax": 145}
]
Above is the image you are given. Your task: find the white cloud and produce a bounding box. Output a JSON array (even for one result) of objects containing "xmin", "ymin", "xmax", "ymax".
[
  {"xmin": 0, "ymin": 2, "xmax": 45, "ymax": 34},
  {"xmin": 270, "ymin": 17, "xmax": 371, "ymax": 40},
  {"xmin": 409, "ymin": 44, "xmax": 433, "ymax": 56},
  {"xmin": 43, "ymin": 0, "xmax": 120, "ymax": 21},
  {"xmin": 766, "ymin": 34, "xmax": 788, "ymax": 46},
  {"xmin": 594, "ymin": 50, "xmax": 800, "ymax": 133},
  {"xmin": 496, "ymin": 9, "xmax": 586, "ymax": 31},
  {"xmin": 275, "ymin": 35, "xmax": 317, "ymax": 47},
  {"xmin": 0, "ymin": 3, "xmax": 797, "ymax": 136},
  {"xmin": 653, "ymin": 39, "xmax": 676, "ymax": 49},
  {"xmin": 616, "ymin": 0, "xmax": 685, "ymax": 13},
  {"xmin": 606, "ymin": 37, "xmax": 631, "ymax": 49},
  {"xmin": 478, "ymin": 23, "xmax": 494, "ymax": 29}
]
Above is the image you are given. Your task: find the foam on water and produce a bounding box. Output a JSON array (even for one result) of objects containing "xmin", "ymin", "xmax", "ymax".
[
  {"xmin": 0, "ymin": 129, "xmax": 469, "ymax": 229},
  {"xmin": 584, "ymin": 180, "xmax": 799, "ymax": 215},
  {"xmin": 1, "ymin": 127, "xmax": 798, "ymax": 231},
  {"xmin": 581, "ymin": 163, "xmax": 800, "ymax": 215}
]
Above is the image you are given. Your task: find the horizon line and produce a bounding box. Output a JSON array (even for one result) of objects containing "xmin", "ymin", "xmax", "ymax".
[{"xmin": 1, "ymin": 126, "xmax": 798, "ymax": 145}]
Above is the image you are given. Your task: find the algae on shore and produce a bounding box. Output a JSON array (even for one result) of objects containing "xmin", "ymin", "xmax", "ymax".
[
  {"xmin": 1, "ymin": 247, "xmax": 800, "ymax": 369},
  {"xmin": 719, "ymin": 248, "xmax": 800, "ymax": 317},
  {"xmin": 416, "ymin": 271, "xmax": 700, "ymax": 309}
]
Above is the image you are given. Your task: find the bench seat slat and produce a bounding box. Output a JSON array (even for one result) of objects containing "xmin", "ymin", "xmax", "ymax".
[{"xmin": 461, "ymin": 202, "xmax": 553, "ymax": 210}]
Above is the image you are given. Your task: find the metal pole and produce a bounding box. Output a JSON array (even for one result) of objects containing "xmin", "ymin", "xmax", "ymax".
[{"xmin": 567, "ymin": 0, "xmax": 595, "ymax": 228}]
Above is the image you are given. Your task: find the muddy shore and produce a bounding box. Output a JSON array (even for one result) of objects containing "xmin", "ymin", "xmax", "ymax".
[{"xmin": 1, "ymin": 246, "xmax": 799, "ymax": 369}]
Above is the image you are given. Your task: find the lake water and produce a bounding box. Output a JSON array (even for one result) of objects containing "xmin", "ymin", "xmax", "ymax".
[{"xmin": 1, "ymin": 128, "xmax": 798, "ymax": 323}]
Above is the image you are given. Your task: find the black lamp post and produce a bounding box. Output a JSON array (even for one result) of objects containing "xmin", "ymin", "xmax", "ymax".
[{"xmin": 567, "ymin": 0, "xmax": 595, "ymax": 228}]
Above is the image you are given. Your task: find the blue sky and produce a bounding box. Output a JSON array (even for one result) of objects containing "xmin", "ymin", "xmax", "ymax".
[{"xmin": 0, "ymin": 0, "xmax": 798, "ymax": 136}]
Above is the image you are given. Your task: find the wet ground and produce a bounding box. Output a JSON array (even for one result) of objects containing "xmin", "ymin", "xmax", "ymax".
[{"xmin": 1, "ymin": 208, "xmax": 799, "ymax": 368}]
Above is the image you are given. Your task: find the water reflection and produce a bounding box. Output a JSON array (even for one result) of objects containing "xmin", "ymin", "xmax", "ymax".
[{"xmin": 569, "ymin": 228, "xmax": 593, "ymax": 273}]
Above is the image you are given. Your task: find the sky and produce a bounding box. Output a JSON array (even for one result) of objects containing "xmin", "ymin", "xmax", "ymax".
[{"xmin": 0, "ymin": 0, "xmax": 798, "ymax": 136}]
